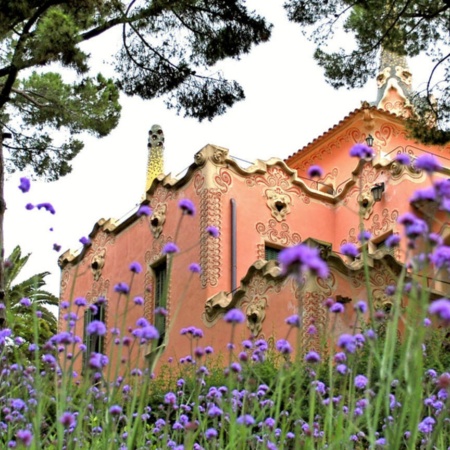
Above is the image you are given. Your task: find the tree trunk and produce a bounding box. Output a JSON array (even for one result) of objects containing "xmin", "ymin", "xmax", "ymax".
[{"xmin": 0, "ymin": 132, "xmax": 7, "ymax": 328}]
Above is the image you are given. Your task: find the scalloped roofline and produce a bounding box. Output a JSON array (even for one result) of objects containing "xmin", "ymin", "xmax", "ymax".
[
  {"xmin": 284, "ymin": 104, "xmax": 407, "ymax": 163},
  {"xmin": 58, "ymin": 141, "xmax": 407, "ymax": 269}
]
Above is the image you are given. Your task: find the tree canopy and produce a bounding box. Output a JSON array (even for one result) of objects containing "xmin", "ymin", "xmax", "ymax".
[
  {"xmin": 1, "ymin": 0, "xmax": 271, "ymax": 180},
  {"xmin": 284, "ymin": 0, "xmax": 450, "ymax": 144}
]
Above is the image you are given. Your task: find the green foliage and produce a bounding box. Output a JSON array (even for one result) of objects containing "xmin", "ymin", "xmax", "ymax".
[
  {"xmin": 284, "ymin": 0, "xmax": 450, "ymax": 144},
  {"xmin": 4, "ymin": 245, "xmax": 58, "ymax": 346}
]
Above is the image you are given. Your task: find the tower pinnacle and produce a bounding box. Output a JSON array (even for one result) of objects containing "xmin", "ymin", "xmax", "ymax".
[
  {"xmin": 376, "ymin": 48, "xmax": 413, "ymax": 118},
  {"xmin": 146, "ymin": 124, "xmax": 165, "ymax": 192}
]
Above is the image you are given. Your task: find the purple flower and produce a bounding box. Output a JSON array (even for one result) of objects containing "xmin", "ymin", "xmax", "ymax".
[
  {"xmin": 395, "ymin": 153, "xmax": 410, "ymax": 165},
  {"xmin": 206, "ymin": 225, "xmax": 220, "ymax": 238},
  {"xmin": 74, "ymin": 297, "xmax": 87, "ymax": 307},
  {"xmin": 304, "ymin": 351, "xmax": 321, "ymax": 363},
  {"xmin": 114, "ymin": 282, "xmax": 129, "ymax": 294},
  {"xmin": 414, "ymin": 154, "xmax": 441, "ymax": 173},
  {"xmin": 354, "ymin": 375, "xmax": 368, "ymax": 389},
  {"xmin": 163, "ymin": 242, "xmax": 179, "ymax": 254},
  {"xmin": 189, "ymin": 263, "xmax": 201, "ymax": 273},
  {"xmin": 89, "ymin": 352, "xmax": 108, "ymax": 369},
  {"xmin": 404, "ymin": 218, "xmax": 428, "ymax": 239},
  {"xmin": 25, "ymin": 203, "xmax": 34, "ymax": 210},
  {"xmin": 285, "ymin": 314, "xmax": 301, "ymax": 327},
  {"xmin": 137, "ymin": 205, "xmax": 152, "ymax": 217},
  {"xmin": 410, "ymin": 187, "xmax": 436, "ymax": 203},
  {"xmin": 179, "ymin": 199, "xmax": 195, "ymax": 215},
  {"xmin": 87, "ymin": 320, "xmax": 107, "ymax": 336},
  {"xmin": 349, "ymin": 143, "xmax": 374, "ymax": 160},
  {"xmin": 205, "ymin": 428, "xmax": 218, "ymax": 440},
  {"xmin": 36, "ymin": 202, "xmax": 55, "ymax": 214},
  {"xmin": 430, "ymin": 246, "xmax": 450, "ymax": 269},
  {"xmin": 109, "ymin": 405, "xmax": 122, "ymax": 416},
  {"xmin": 385, "ymin": 234, "xmax": 401, "ymax": 248},
  {"xmin": 358, "ymin": 230, "xmax": 371, "ymax": 243},
  {"xmin": 129, "ymin": 262, "xmax": 142, "ymax": 273},
  {"xmin": 418, "ymin": 416, "xmax": 435, "ymax": 434},
  {"xmin": 19, "ymin": 298, "xmax": 31, "ymax": 307},
  {"xmin": 307, "ymin": 165, "xmax": 323, "ymax": 178},
  {"xmin": 237, "ymin": 414, "xmax": 255, "ymax": 426},
  {"xmin": 276, "ymin": 339, "xmax": 292, "ymax": 354},
  {"xmin": 278, "ymin": 244, "xmax": 329, "ymax": 279},
  {"xmin": 79, "ymin": 236, "xmax": 91, "ymax": 246},
  {"xmin": 224, "ymin": 308, "xmax": 245, "ymax": 324},
  {"xmin": 60, "ymin": 412, "xmax": 76, "ymax": 428},
  {"xmin": 354, "ymin": 300, "xmax": 367, "ymax": 313},
  {"xmin": 16, "ymin": 430, "xmax": 33, "ymax": 447},
  {"xmin": 133, "ymin": 296, "xmax": 144, "ymax": 305},
  {"xmin": 164, "ymin": 392, "xmax": 177, "ymax": 405},
  {"xmin": 428, "ymin": 298, "xmax": 450, "ymax": 323},
  {"xmin": 336, "ymin": 364, "xmax": 347, "ymax": 375},
  {"xmin": 230, "ymin": 362, "xmax": 242, "ymax": 373},
  {"xmin": 330, "ymin": 303, "xmax": 344, "ymax": 314},
  {"xmin": 18, "ymin": 177, "xmax": 30, "ymax": 193},
  {"xmin": 340, "ymin": 243, "xmax": 359, "ymax": 258},
  {"xmin": 53, "ymin": 243, "xmax": 61, "ymax": 252},
  {"xmin": 338, "ymin": 334, "xmax": 356, "ymax": 353}
]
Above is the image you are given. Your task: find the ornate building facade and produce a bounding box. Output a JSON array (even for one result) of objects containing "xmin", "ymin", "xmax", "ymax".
[{"xmin": 58, "ymin": 54, "xmax": 450, "ymax": 375}]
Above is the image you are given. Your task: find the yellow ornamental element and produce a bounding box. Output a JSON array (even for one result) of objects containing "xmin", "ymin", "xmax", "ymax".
[{"xmin": 146, "ymin": 124, "xmax": 165, "ymax": 192}]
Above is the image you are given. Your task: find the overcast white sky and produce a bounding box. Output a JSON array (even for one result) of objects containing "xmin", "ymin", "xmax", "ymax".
[{"xmin": 4, "ymin": 1, "xmax": 433, "ymax": 298}]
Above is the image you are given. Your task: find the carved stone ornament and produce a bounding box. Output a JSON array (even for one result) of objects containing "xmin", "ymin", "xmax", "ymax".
[
  {"xmin": 358, "ymin": 190, "xmax": 375, "ymax": 220},
  {"xmin": 265, "ymin": 188, "xmax": 291, "ymax": 221},
  {"xmin": 203, "ymin": 291, "xmax": 234, "ymax": 326},
  {"xmin": 91, "ymin": 249, "xmax": 106, "ymax": 281},
  {"xmin": 376, "ymin": 67, "xmax": 391, "ymax": 88},
  {"xmin": 194, "ymin": 146, "xmax": 229, "ymax": 167},
  {"xmin": 246, "ymin": 298, "xmax": 267, "ymax": 336},
  {"xmin": 395, "ymin": 66, "xmax": 412, "ymax": 86},
  {"xmin": 150, "ymin": 203, "xmax": 167, "ymax": 239}
]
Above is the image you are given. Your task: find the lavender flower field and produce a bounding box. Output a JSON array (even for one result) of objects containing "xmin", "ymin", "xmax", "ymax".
[{"xmin": 2, "ymin": 147, "xmax": 450, "ymax": 449}]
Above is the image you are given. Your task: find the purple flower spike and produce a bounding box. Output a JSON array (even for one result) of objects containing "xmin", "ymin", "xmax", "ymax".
[
  {"xmin": 237, "ymin": 414, "xmax": 255, "ymax": 426},
  {"xmin": 60, "ymin": 412, "xmax": 77, "ymax": 428},
  {"xmin": 414, "ymin": 154, "xmax": 441, "ymax": 173},
  {"xmin": 179, "ymin": 198, "xmax": 196, "ymax": 216},
  {"xmin": 428, "ymin": 298, "xmax": 450, "ymax": 323},
  {"xmin": 37, "ymin": 202, "xmax": 56, "ymax": 214},
  {"xmin": 189, "ymin": 263, "xmax": 201, "ymax": 273},
  {"xmin": 395, "ymin": 153, "xmax": 410, "ymax": 165},
  {"xmin": 340, "ymin": 243, "xmax": 359, "ymax": 258},
  {"xmin": 349, "ymin": 143, "xmax": 374, "ymax": 160},
  {"xmin": 385, "ymin": 234, "xmax": 401, "ymax": 248},
  {"xmin": 87, "ymin": 320, "xmax": 107, "ymax": 336},
  {"xmin": 79, "ymin": 236, "xmax": 91, "ymax": 246},
  {"xmin": 109, "ymin": 405, "xmax": 122, "ymax": 416},
  {"xmin": 354, "ymin": 300, "xmax": 367, "ymax": 313},
  {"xmin": 305, "ymin": 351, "xmax": 321, "ymax": 363},
  {"xmin": 330, "ymin": 303, "xmax": 345, "ymax": 314},
  {"xmin": 16, "ymin": 429, "xmax": 33, "ymax": 447},
  {"xmin": 18, "ymin": 177, "xmax": 30, "ymax": 193},
  {"xmin": 285, "ymin": 314, "xmax": 301, "ymax": 327},
  {"xmin": 163, "ymin": 242, "xmax": 179, "ymax": 254},
  {"xmin": 224, "ymin": 308, "xmax": 245, "ymax": 324},
  {"xmin": 206, "ymin": 226, "xmax": 220, "ymax": 238},
  {"xmin": 20, "ymin": 298, "xmax": 31, "ymax": 307},
  {"xmin": 129, "ymin": 262, "xmax": 142, "ymax": 274},
  {"xmin": 354, "ymin": 375, "xmax": 368, "ymax": 389},
  {"xmin": 278, "ymin": 244, "xmax": 329, "ymax": 279},
  {"xmin": 307, "ymin": 165, "xmax": 324, "ymax": 178},
  {"xmin": 137, "ymin": 205, "xmax": 152, "ymax": 217},
  {"xmin": 114, "ymin": 282, "xmax": 130, "ymax": 294},
  {"xmin": 276, "ymin": 339, "xmax": 292, "ymax": 354}
]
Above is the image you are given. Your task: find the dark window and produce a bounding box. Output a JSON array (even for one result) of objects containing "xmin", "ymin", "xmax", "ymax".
[
  {"xmin": 153, "ymin": 260, "xmax": 167, "ymax": 347},
  {"xmin": 265, "ymin": 245, "xmax": 281, "ymax": 261},
  {"xmin": 83, "ymin": 300, "xmax": 106, "ymax": 370}
]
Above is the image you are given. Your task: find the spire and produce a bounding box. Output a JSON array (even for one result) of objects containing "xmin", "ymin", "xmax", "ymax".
[
  {"xmin": 375, "ymin": 48, "xmax": 413, "ymax": 118},
  {"xmin": 146, "ymin": 124, "xmax": 165, "ymax": 192}
]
